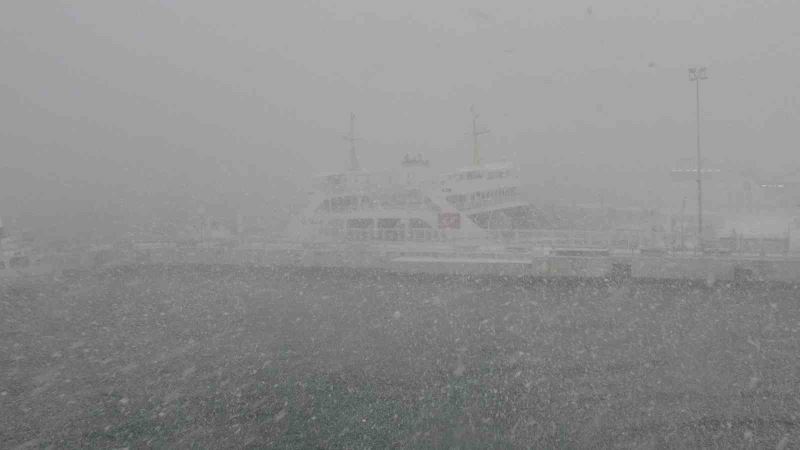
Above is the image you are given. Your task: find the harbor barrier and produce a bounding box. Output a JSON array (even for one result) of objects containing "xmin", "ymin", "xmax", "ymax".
[{"xmin": 93, "ymin": 240, "xmax": 800, "ymax": 284}]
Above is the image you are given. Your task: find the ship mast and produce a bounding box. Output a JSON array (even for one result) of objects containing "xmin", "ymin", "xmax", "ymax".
[
  {"xmin": 471, "ymin": 105, "xmax": 490, "ymax": 166},
  {"xmin": 344, "ymin": 112, "xmax": 360, "ymax": 171}
]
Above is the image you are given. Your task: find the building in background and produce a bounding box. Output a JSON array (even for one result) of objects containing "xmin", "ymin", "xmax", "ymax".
[
  {"xmin": 758, "ymin": 169, "xmax": 800, "ymax": 211},
  {"xmin": 665, "ymin": 158, "xmax": 794, "ymax": 215},
  {"xmin": 666, "ymin": 158, "xmax": 800, "ymax": 240}
]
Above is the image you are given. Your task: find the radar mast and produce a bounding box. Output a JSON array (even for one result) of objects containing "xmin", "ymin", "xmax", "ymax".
[{"xmin": 471, "ymin": 105, "xmax": 490, "ymax": 166}]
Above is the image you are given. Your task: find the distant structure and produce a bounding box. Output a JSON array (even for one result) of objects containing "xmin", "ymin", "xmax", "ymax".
[
  {"xmin": 688, "ymin": 66, "xmax": 709, "ymax": 250},
  {"xmin": 343, "ymin": 113, "xmax": 361, "ymax": 171},
  {"xmin": 759, "ymin": 169, "xmax": 800, "ymax": 210},
  {"xmin": 470, "ymin": 105, "xmax": 490, "ymax": 166},
  {"xmin": 401, "ymin": 152, "xmax": 430, "ymax": 168},
  {"xmin": 667, "ymin": 159, "xmax": 800, "ymax": 217},
  {"xmin": 670, "ymin": 158, "xmax": 719, "ymax": 182}
]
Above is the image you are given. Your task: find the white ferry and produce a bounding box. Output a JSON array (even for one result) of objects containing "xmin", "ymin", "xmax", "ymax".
[
  {"xmin": 284, "ymin": 113, "xmax": 704, "ymax": 254},
  {"xmin": 288, "ymin": 112, "xmax": 537, "ymax": 244}
]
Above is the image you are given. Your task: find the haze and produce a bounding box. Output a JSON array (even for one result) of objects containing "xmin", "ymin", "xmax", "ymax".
[
  {"xmin": 6, "ymin": 2, "xmax": 800, "ymax": 448},
  {"xmin": 2, "ymin": 0, "xmax": 799, "ymax": 237}
]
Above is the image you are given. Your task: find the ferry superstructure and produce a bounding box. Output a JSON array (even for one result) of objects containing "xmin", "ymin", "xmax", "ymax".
[{"xmin": 288, "ymin": 111, "xmax": 533, "ymax": 243}]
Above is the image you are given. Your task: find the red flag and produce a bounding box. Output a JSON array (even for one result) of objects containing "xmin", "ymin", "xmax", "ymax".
[{"xmin": 438, "ymin": 212, "xmax": 461, "ymax": 229}]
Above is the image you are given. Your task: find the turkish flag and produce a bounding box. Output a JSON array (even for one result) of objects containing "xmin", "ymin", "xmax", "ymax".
[{"xmin": 438, "ymin": 212, "xmax": 461, "ymax": 229}]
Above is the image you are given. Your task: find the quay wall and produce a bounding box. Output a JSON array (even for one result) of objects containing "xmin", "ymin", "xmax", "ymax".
[{"xmin": 98, "ymin": 244, "xmax": 800, "ymax": 284}]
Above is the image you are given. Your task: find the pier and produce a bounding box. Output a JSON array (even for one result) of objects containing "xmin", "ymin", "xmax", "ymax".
[{"xmin": 94, "ymin": 239, "xmax": 800, "ymax": 285}]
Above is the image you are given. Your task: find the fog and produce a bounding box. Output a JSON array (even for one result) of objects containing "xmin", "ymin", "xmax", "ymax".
[
  {"xmin": 3, "ymin": 0, "xmax": 800, "ymax": 235},
  {"xmin": 3, "ymin": 1, "xmax": 800, "ymax": 448}
]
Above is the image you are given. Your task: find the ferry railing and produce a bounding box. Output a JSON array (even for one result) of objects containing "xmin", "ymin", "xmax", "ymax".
[
  {"xmin": 114, "ymin": 227, "xmax": 796, "ymax": 263},
  {"xmin": 283, "ymin": 223, "xmax": 780, "ymax": 255},
  {"xmin": 332, "ymin": 227, "xmax": 692, "ymax": 252},
  {"xmin": 717, "ymin": 235, "xmax": 790, "ymax": 256}
]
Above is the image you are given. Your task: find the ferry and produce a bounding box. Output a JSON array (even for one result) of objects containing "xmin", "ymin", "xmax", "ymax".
[
  {"xmin": 288, "ymin": 111, "xmax": 542, "ymax": 245},
  {"xmin": 284, "ymin": 111, "xmax": 673, "ymax": 253}
]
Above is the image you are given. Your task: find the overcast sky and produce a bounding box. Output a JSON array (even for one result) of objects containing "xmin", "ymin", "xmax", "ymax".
[{"xmin": 2, "ymin": 0, "xmax": 800, "ymax": 228}]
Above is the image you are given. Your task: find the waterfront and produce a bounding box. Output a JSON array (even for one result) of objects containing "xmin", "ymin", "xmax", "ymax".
[{"xmin": 2, "ymin": 267, "xmax": 798, "ymax": 448}]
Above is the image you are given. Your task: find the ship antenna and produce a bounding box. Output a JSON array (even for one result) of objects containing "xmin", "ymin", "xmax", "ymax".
[
  {"xmin": 471, "ymin": 105, "xmax": 490, "ymax": 166},
  {"xmin": 343, "ymin": 112, "xmax": 361, "ymax": 171}
]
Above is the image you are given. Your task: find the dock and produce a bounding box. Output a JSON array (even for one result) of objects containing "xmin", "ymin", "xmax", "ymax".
[{"xmin": 94, "ymin": 241, "xmax": 800, "ymax": 285}]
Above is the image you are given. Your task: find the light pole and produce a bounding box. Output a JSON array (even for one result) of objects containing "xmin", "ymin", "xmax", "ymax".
[
  {"xmin": 344, "ymin": 113, "xmax": 360, "ymax": 171},
  {"xmin": 680, "ymin": 196, "xmax": 687, "ymax": 251},
  {"xmin": 471, "ymin": 105, "xmax": 489, "ymax": 166},
  {"xmin": 689, "ymin": 66, "xmax": 708, "ymax": 252}
]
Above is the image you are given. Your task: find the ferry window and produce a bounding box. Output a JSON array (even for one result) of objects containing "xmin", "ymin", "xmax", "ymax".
[
  {"xmin": 424, "ymin": 198, "xmax": 441, "ymax": 212},
  {"xmin": 347, "ymin": 218, "xmax": 373, "ymax": 228},
  {"xmin": 446, "ymin": 194, "xmax": 467, "ymax": 208},
  {"xmin": 326, "ymin": 219, "xmax": 344, "ymax": 229},
  {"xmin": 377, "ymin": 218, "xmax": 401, "ymax": 228},
  {"xmin": 361, "ymin": 196, "xmax": 376, "ymax": 209},
  {"xmin": 316, "ymin": 199, "xmax": 331, "ymax": 212},
  {"xmin": 408, "ymin": 218, "xmax": 431, "ymax": 228},
  {"xmin": 331, "ymin": 196, "xmax": 358, "ymax": 212}
]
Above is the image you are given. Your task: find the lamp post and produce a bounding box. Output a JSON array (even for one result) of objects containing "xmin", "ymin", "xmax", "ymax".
[
  {"xmin": 344, "ymin": 113, "xmax": 360, "ymax": 171},
  {"xmin": 471, "ymin": 105, "xmax": 489, "ymax": 166},
  {"xmin": 689, "ymin": 66, "xmax": 708, "ymax": 253},
  {"xmin": 680, "ymin": 196, "xmax": 687, "ymax": 251}
]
